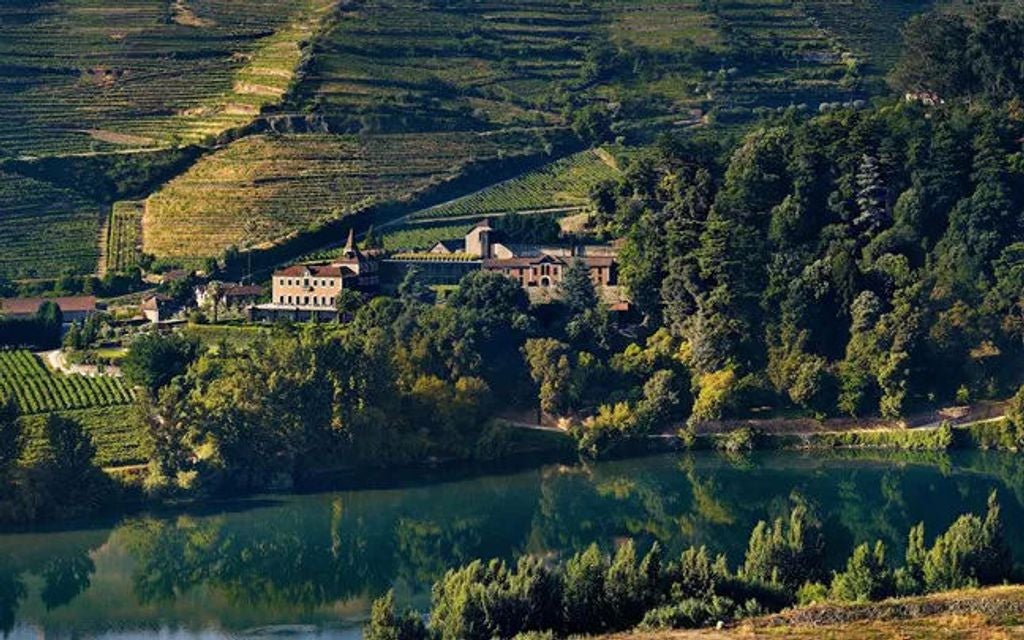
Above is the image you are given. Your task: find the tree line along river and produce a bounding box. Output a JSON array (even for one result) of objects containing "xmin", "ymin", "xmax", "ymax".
[{"xmin": 3, "ymin": 450, "xmax": 1024, "ymax": 638}]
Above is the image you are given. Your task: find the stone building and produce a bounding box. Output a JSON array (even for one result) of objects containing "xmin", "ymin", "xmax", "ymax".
[
  {"xmin": 429, "ymin": 219, "xmax": 619, "ymax": 291},
  {"xmin": 250, "ymin": 230, "xmax": 379, "ymax": 322}
]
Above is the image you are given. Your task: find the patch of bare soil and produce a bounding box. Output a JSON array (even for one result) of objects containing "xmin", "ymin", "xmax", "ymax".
[
  {"xmin": 171, "ymin": 0, "xmax": 214, "ymax": 27},
  {"xmin": 600, "ymin": 586, "xmax": 1024, "ymax": 639}
]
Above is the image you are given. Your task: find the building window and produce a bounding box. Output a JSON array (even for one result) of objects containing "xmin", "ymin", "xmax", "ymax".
[
  {"xmin": 304, "ymin": 296, "xmax": 309, "ymax": 305},
  {"xmin": 304, "ymin": 279, "xmax": 309, "ymax": 287}
]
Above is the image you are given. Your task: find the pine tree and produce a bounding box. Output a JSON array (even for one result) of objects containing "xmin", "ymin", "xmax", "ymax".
[
  {"xmin": 829, "ymin": 541, "xmax": 892, "ymax": 602},
  {"xmin": 854, "ymin": 154, "xmax": 889, "ymax": 235},
  {"xmin": 563, "ymin": 544, "xmax": 608, "ymax": 634},
  {"xmin": 560, "ymin": 259, "xmax": 598, "ymax": 314}
]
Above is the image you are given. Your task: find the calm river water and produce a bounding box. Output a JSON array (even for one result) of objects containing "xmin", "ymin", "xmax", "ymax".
[{"xmin": 3, "ymin": 450, "xmax": 1024, "ymax": 638}]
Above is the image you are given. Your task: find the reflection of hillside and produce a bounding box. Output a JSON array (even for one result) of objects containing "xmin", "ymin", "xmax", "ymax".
[{"xmin": 4, "ymin": 451, "xmax": 1024, "ymax": 634}]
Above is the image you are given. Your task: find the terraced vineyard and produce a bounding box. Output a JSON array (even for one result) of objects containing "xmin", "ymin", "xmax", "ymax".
[
  {"xmin": 597, "ymin": 0, "xmax": 870, "ymax": 128},
  {"xmin": 0, "ymin": 350, "xmax": 133, "ymax": 415},
  {"xmin": 292, "ymin": 0, "xmax": 599, "ymax": 129},
  {"xmin": 799, "ymin": 0, "xmax": 936, "ymax": 77},
  {"xmin": 104, "ymin": 201, "xmax": 144, "ymax": 274},
  {"xmin": 0, "ymin": 0, "xmax": 333, "ymax": 158},
  {"xmin": 0, "ymin": 173, "xmax": 100, "ymax": 280},
  {"xmin": 411, "ymin": 149, "xmax": 621, "ymax": 219},
  {"xmin": 143, "ymin": 131, "xmax": 551, "ymax": 260}
]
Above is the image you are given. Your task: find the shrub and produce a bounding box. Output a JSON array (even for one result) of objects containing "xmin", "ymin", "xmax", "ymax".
[
  {"xmin": 741, "ymin": 500, "xmax": 825, "ymax": 591},
  {"xmin": 668, "ymin": 546, "xmax": 718, "ymax": 600},
  {"xmin": 719, "ymin": 427, "xmax": 761, "ymax": 453},
  {"xmin": 829, "ymin": 541, "xmax": 893, "ymax": 603},
  {"xmin": 638, "ymin": 597, "xmax": 735, "ymax": 630},
  {"xmin": 796, "ymin": 581, "xmax": 828, "ymax": 605},
  {"xmin": 563, "ymin": 544, "xmax": 608, "ymax": 634},
  {"xmin": 922, "ymin": 492, "xmax": 1010, "ymax": 592},
  {"xmin": 365, "ymin": 590, "xmax": 429, "ymax": 640}
]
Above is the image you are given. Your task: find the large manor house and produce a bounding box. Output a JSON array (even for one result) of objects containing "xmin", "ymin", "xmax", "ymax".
[{"xmin": 252, "ymin": 221, "xmax": 621, "ymax": 321}]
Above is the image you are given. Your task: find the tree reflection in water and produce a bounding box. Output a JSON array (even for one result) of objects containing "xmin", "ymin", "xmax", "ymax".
[{"xmin": 3, "ymin": 450, "xmax": 1024, "ymax": 632}]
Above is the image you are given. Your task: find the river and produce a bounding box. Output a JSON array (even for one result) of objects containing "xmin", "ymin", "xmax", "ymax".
[{"xmin": 3, "ymin": 450, "xmax": 1024, "ymax": 638}]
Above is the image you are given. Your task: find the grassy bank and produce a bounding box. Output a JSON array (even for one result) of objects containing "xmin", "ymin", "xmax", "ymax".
[
  {"xmin": 687, "ymin": 419, "xmax": 1018, "ymax": 454},
  {"xmin": 601, "ymin": 585, "xmax": 1024, "ymax": 639}
]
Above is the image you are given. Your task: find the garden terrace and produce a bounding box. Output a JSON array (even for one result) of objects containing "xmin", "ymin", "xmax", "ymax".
[
  {"xmin": 410, "ymin": 148, "xmax": 621, "ymax": 220},
  {"xmin": 0, "ymin": 0, "xmax": 333, "ymax": 158},
  {"xmin": 0, "ymin": 350, "xmax": 133, "ymax": 415},
  {"xmin": 143, "ymin": 131, "xmax": 551, "ymax": 260},
  {"xmin": 291, "ymin": 0, "xmax": 601, "ymax": 131},
  {"xmin": 379, "ymin": 223, "xmax": 476, "ymax": 252},
  {"xmin": 0, "ymin": 172, "xmax": 100, "ymax": 280}
]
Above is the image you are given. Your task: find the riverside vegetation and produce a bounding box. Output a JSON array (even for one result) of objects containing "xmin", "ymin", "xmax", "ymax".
[{"xmin": 366, "ymin": 493, "xmax": 1016, "ymax": 639}]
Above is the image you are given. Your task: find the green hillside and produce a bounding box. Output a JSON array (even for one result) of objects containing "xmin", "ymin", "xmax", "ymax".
[
  {"xmin": 410, "ymin": 148, "xmax": 622, "ymax": 220},
  {"xmin": 0, "ymin": 0, "xmax": 333, "ymax": 158},
  {"xmin": 0, "ymin": 0, "xmax": 956, "ymax": 279},
  {"xmin": 143, "ymin": 130, "xmax": 554, "ymax": 260},
  {"xmin": 0, "ymin": 172, "xmax": 101, "ymax": 280},
  {"xmin": 291, "ymin": 0, "xmax": 597, "ymax": 131}
]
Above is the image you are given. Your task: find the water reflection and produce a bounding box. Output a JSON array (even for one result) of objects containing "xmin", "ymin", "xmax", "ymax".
[{"xmin": 3, "ymin": 450, "xmax": 1024, "ymax": 637}]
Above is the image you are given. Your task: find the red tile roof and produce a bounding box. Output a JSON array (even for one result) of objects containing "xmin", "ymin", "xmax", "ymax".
[
  {"xmin": 274, "ymin": 264, "xmax": 352, "ymax": 278},
  {"xmin": 483, "ymin": 255, "xmax": 614, "ymax": 269},
  {"xmin": 0, "ymin": 296, "xmax": 97, "ymax": 317},
  {"xmin": 223, "ymin": 284, "xmax": 264, "ymax": 297},
  {"xmin": 140, "ymin": 294, "xmax": 174, "ymax": 311}
]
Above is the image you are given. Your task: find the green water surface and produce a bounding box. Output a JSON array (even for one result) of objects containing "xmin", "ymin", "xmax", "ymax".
[{"xmin": 3, "ymin": 450, "xmax": 1024, "ymax": 638}]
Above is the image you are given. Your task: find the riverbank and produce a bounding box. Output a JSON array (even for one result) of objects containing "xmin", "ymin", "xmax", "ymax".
[
  {"xmin": 689, "ymin": 415, "xmax": 1016, "ymax": 453},
  {"xmin": 7, "ymin": 449, "xmax": 1024, "ymax": 637},
  {"xmin": 600, "ymin": 585, "xmax": 1024, "ymax": 639}
]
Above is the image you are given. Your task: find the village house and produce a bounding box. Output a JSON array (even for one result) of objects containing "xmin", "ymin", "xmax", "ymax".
[
  {"xmin": 0, "ymin": 296, "xmax": 100, "ymax": 324},
  {"xmin": 140, "ymin": 294, "xmax": 178, "ymax": 324},
  {"xmin": 250, "ymin": 230, "xmax": 378, "ymax": 322},
  {"xmin": 194, "ymin": 282, "xmax": 266, "ymax": 309}
]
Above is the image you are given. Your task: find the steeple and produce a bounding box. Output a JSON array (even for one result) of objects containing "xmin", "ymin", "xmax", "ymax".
[{"xmin": 344, "ymin": 228, "xmax": 355, "ymax": 253}]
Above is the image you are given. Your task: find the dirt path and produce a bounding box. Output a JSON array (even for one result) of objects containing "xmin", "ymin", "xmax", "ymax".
[{"xmin": 38, "ymin": 350, "xmax": 122, "ymax": 378}]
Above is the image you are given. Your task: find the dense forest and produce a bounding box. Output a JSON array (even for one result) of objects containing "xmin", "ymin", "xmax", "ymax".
[{"xmin": 608, "ymin": 99, "xmax": 1024, "ymax": 422}]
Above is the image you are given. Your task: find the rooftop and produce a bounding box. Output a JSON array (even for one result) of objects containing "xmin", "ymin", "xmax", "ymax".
[
  {"xmin": 1, "ymin": 296, "xmax": 97, "ymax": 316},
  {"xmin": 274, "ymin": 264, "xmax": 355, "ymax": 278}
]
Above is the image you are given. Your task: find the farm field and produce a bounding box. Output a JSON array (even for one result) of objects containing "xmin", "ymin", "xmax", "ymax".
[
  {"xmin": 410, "ymin": 148, "xmax": 621, "ymax": 220},
  {"xmin": 18, "ymin": 405, "xmax": 144, "ymax": 467},
  {"xmin": 0, "ymin": 350, "xmax": 133, "ymax": 415},
  {"xmin": 104, "ymin": 201, "xmax": 144, "ymax": 274},
  {"xmin": 0, "ymin": 0, "xmax": 332, "ymax": 158},
  {"xmin": 143, "ymin": 131, "xmax": 553, "ymax": 260},
  {"xmin": 0, "ymin": 172, "xmax": 101, "ymax": 280}
]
